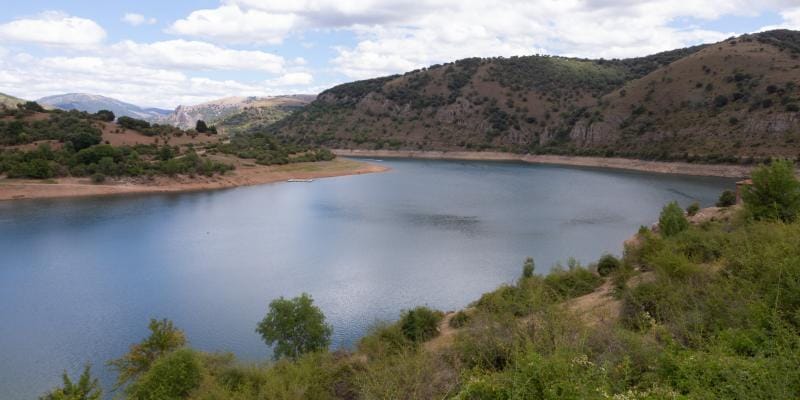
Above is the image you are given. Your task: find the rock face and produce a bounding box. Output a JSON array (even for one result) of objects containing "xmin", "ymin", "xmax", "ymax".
[
  {"xmin": 37, "ymin": 93, "xmax": 171, "ymax": 120},
  {"xmin": 156, "ymin": 95, "xmax": 315, "ymax": 130},
  {"xmin": 275, "ymin": 30, "xmax": 800, "ymax": 162}
]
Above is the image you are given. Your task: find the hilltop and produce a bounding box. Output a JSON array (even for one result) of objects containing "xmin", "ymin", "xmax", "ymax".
[
  {"xmin": 0, "ymin": 92, "xmax": 26, "ymax": 109},
  {"xmin": 274, "ymin": 30, "xmax": 800, "ymax": 164},
  {"xmin": 37, "ymin": 93, "xmax": 171, "ymax": 121},
  {"xmin": 157, "ymin": 95, "xmax": 315, "ymax": 131}
]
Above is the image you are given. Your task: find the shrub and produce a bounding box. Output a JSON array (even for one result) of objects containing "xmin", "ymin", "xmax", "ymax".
[
  {"xmin": 127, "ymin": 348, "xmax": 201, "ymax": 400},
  {"xmin": 94, "ymin": 110, "xmax": 115, "ymax": 122},
  {"xmin": 400, "ymin": 306, "xmax": 443, "ymax": 342},
  {"xmin": 256, "ymin": 293, "xmax": 332, "ymax": 360},
  {"xmin": 743, "ymin": 158, "xmax": 800, "ymax": 222},
  {"xmin": 90, "ymin": 173, "xmax": 106, "ymax": 183},
  {"xmin": 659, "ymin": 201, "xmax": 689, "ymax": 237},
  {"xmin": 522, "ymin": 257, "xmax": 535, "ymax": 278},
  {"xmin": 449, "ymin": 310, "xmax": 470, "ymax": 329},
  {"xmin": 544, "ymin": 261, "xmax": 603, "ymax": 298},
  {"xmin": 108, "ymin": 318, "xmax": 186, "ymax": 388},
  {"xmin": 596, "ymin": 254, "xmax": 621, "ymax": 277},
  {"xmin": 39, "ymin": 365, "xmax": 101, "ymax": 400},
  {"xmin": 717, "ymin": 190, "xmax": 736, "ymax": 207},
  {"xmin": 686, "ymin": 201, "xmax": 700, "ymax": 216}
]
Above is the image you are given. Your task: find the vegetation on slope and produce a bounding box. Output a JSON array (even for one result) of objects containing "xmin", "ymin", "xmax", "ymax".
[
  {"xmin": 41, "ymin": 160, "xmax": 800, "ymax": 399},
  {"xmin": 274, "ymin": 31, "xmax": 800, "ymax": 163},
  {"xmin": 0, "ymin": 103, "xmax": 335, "ymax": 181}
]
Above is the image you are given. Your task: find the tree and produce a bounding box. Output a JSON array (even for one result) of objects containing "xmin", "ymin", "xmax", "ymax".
[
  {"xmin": 659, "ymin": 201, "xmax": 689, "ymax": 237},
  {"xmin": 68, "ymin": 131, "xmax": 101, "ymax": 151},
  {"xmin": 94, "ymin": 109, "xmax": 115, "ymax": 122},
  {"xmin": 717, "ymin": 190, "xmax": 736, "ymax": 207},
  {"xmin": 195, "ymin": 120, "xmax": 208, "ymax": 133},
  {"xmin": 743, "ymin": 158, "xmax": 800, "ymax": 222},
  {"xmin": 39, "ymin": 365, "xmax": 101, "ymax": 400},
  {"xmin": 108, "ymin": 318, "xmax": 186, "ymax": 389},
  {"xmin": 522, "ymin": 257, "xmax": 535, "ymax": 278},
  {"xmin": 22, "ymin": 101, "xmax": 45, "ymax": 112},
  {"xmin": 257, "ymin": 293, "xmax": 332, "ymax": 360}
]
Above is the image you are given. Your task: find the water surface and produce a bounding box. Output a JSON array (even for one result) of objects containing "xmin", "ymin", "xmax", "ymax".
[{"xmin": 0, "ymin": 159, "xmax": 734, "ymax": 398}]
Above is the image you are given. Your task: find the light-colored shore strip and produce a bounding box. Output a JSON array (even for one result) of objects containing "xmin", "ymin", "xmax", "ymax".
[
  {"xmin": 0, "ymin": 159, "xmax": 388, "ymax": 201},
  {"xmin": 333, "ymin": 149, "xmax": 756, "ymax": 178}
]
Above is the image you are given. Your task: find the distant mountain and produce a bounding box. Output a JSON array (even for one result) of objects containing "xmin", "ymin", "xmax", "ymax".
[
  {"xmin": 274, "ymin": 30, "xmax": 800, "ymax": 163},
  {"xmin": 157, "ymin": 95, "xmax": 315, "ymax": 131},
  {"xmin": 37, "ymin": 93, "xmax": 172, "ymax": 120},
  {"xmin": 0, "ymin": 92, "xmax": 26, "ymax": 108}
]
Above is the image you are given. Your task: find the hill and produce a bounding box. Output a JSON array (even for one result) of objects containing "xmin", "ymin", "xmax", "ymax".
[
  {"xmin": 274, "ymin": 30, "xmax": 800, "ymax": 164},
  {"xmin": 0, "ymin": 92, "xmax": 26, "ymax": 109},
  {"xmin": 37, "ymin": 93, "xmax": 171, "ymax": 121},
  {"xmin": 157, "ymin": 95, "xmax": 315, "ymax": 131}
]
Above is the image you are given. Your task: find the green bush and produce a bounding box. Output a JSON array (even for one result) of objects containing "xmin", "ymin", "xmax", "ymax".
[
  {"xmin": 717, "ymin": 190, "xmax": 737, "ymax": 207},
  {"xmin": 449, "ymin": 310, "xmax": 470, "ymax": 329},
  {"xmin": 659, "ymin": 201, "xmax": 689, "ymax": 237},
  {"xmin": 39, "ymin": 365, "xmax": 101, "ymax": 400},
  {"xmin": 686, "ymin": 201, "xmax": 700, "ymax": 216},
  {"xmin": 399, "ymin": 306, "xmax": 443, "ymax": 342},
  {"xmin": 596, "ymin": 253, "xmax": 621, "ymax": 276},
  {"xmin": 127, "ymin": 348, "xmax": 201, "ymax": 400},
  {"xmin": 743, "ymin": 158, "xmax": 800, "ymax": 222},
  {"xmin": 544, "ymin": 261, "xmax": 602, "ymax": 298}
]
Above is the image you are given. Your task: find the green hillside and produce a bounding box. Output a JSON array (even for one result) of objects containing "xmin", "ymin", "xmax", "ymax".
[{"xmin": 274, "ymin": 30, "xmax": 800, "ymax": 164}]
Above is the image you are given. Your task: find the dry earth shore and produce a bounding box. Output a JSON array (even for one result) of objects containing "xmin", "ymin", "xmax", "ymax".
[
  {"xmin": 333, "ymin": 149, "xmax": 757, "ymax": 178},
  {"xmin": 0, "ymin": 158, "xmax": 387, "ymax": 201}
]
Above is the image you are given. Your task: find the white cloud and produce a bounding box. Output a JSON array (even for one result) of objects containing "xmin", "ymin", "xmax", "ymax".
[
  {"xmin": 111, "ymin": 39, "xmax": 284, "ymax": 73},
  {"xmin": 0, "ymin": 11, "xmax": 106, "ymax": 48},
  {"xmin": 265, "ymin": 72, "xmax": 313, "ymax": 86},
  {"xmin": 760, "ymin": 7, "xmax": 800, "ymax": 30},
  {"xmin": 122, "ymin": 13, "xmax": 157, "ymax": 26},
  {"xmin": 168, "ymin": 4, "xmax": 296, "ymax": 44},
  {"xmin": 169, "ymin": 1, "xmax": 799, "ymax": 79},
  {"xmin": 0, "ymin": 50, "xmax": 310, "ymax": 108}
]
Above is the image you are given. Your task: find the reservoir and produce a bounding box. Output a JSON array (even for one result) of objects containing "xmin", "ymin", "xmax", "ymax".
[{"xmin": 0, "ymin": 158, "xmax": 735, "ymax": 398}]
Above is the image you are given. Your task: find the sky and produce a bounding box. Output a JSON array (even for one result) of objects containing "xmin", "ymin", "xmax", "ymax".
[{"xmin": 0, "ymin": 1, "xmax": 799, "ymax": 109}]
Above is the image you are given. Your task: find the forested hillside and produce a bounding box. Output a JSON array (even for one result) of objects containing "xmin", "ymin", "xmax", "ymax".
[{"xmin": 274, "ymin": 30, "xmax": 800, "ymax": 164}]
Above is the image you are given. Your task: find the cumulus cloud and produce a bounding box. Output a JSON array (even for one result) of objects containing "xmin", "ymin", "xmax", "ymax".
[
  {"xmin": 0, "ymin": 11, "xmax": 106, "ymax": 48},
  {"xmin": 168, "ymin": 5, "xmax": 296, "ymax": 44},
  {"xmin": 111, "ymin": 39, "xmax": 284, "ymax": 73},
  {"xmin": 122, "ymin": 13, "xmax": 157, "ymax": 26},
  {"xmin": 168, "ymin": 1, "xmax": 800, "ymax": 79}
]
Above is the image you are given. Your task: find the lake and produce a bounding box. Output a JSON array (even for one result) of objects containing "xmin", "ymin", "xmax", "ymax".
[{"xmin": 0, "ymin": 158, "xmax": 735, "ymax": 398}]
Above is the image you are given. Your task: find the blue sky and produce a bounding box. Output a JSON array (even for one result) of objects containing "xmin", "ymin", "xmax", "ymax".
[{"xmin": 1, "ymin": 1, "xmax": 798, "ymax": 108}]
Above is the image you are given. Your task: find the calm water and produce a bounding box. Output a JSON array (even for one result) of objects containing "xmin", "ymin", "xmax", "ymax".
[{"xmin": 0, "ymin": 159, "xmax": 734, "ymax": 398}]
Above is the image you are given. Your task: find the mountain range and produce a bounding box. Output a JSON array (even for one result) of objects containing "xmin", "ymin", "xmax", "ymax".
[
  {"xmin": 272, "ymin": 30, "xmax": 800, "ymax": 163},
  {"xmin": 37, "ymin": 93, "xmax": 172, "ymax": 121}
]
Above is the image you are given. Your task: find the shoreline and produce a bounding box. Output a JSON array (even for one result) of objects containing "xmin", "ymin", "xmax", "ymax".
[
  {"xmin": 333, "ymin": 149, "xmax": 755, "ymax": 178},
  {"xmin": 0, "ymin": 158, "xmax": 388, "ymax": 202}
]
